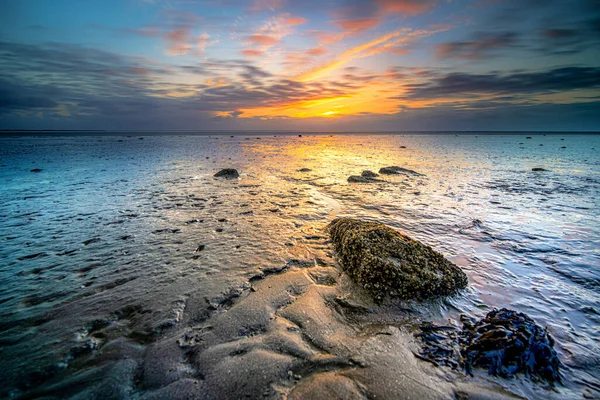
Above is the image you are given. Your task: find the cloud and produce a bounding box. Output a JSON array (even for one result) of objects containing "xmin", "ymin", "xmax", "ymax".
[
  {"xmin": 284, "ymin": 17, "xmax": 307, "ymax": 26},
  {"xmin": 543, "ymin": 29, "xmax": 579, "ymax": 39},
  {"xmin": 246, "ymin": 34, "xmax": 280, "ymax": 46},
  {"xmin": 165, "ymin": 28, "xmax": 192, "ymax": 55},
  {"xmin": 296, "ymin": 27, "xmax": 444, "ymax": 82},
  {"xmin": 329, "ymin": 0, "xmax": 437, "ymax": 34},
  {"xmin": 435, "ymin": 32, "xmax": 518, "ymax": 59},
  {"xmin": 250, "ymin": 0, "xmax": 284, "ymax": 12},
  {"xmin": 401, "ymin": 67, "xmax": 600, "ymax": 99},
  {"xmin": 307, "ymin": 47, "xmax": 328, "ymax": 56},
  {"xmin": 242, "ymin": 49, "xmax": 265, "ymax": 57},
  {"xmin": 241, "ymin": 13, "xmax": 305, "ymax": 57},
  {"xmin": 0, "ymin": 80, "xmax": 59, "ymax": 114},
  {"xmin": 376, "ymin": 0, "xmax": 437, "ymax": 15},
  {"xmin": 333, "ymin": 19, "xmax": 380, "ymax": 32},
  {"xmin": 535, "ymin": 23, "xmax": 600, "ymax": 55}
]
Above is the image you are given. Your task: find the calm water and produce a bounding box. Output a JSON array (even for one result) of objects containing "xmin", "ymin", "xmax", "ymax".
[{"xmin": 0, "ymin": 133, "xmax": 598, "ymax": 398}]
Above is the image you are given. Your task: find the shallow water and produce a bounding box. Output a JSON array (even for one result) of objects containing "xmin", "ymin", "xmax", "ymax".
[{"xmin": 0, "ymin": 133, "xmax": 598, "ymax": 398}]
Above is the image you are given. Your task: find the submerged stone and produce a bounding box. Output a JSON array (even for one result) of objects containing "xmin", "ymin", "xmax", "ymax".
[
  {"xmin": 361, "ymin": 170, "xmax": 379, "ymax": 178},
  {"xmin": 347, "ymin": 175, "xmax": 380, "ymax": 183},
  {"xmin": 416, "ymin": 308, "xmax": 561, "ymax": 383},
  {"xmin": 327, "ymin": 218, "xmax": 468, "ymax": 302},
  {"xmin": 531, "ymin": 168, "xmax": 548, "ymax": 172},
  {"xmin": 214, "ymin": 168, "xmax": 239, "ymax": 179},
  {"xmin": 378, "ymin": 166, "xmax": 422, "ymax": 176}
]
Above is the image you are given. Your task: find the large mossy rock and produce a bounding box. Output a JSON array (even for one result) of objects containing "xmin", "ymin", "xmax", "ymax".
[{"xmin": 327, "ymin": 218, "xmax": 468, "ymax": 302}]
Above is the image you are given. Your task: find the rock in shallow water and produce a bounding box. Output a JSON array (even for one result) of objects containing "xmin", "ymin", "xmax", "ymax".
[
  {"xmin": 347, "ymin": 175, "xmax": 380, "ymax": 183},
  {"xmin": 417, "ymin": 308, "xmax": 561, "ymax": 383},
  {"xmin": 378, "ymin": 166, "xmax": 422, "ymax": 176},
  {"xmin": 327, "ymin": 218, "xmax": 468, "ymax": 302},
  {"xmin": 214, "ymin": 168, "xmax": 239, "ymax": 178},
  {"xmin": 361, "ymin": 170, "xmax": 379, "ymax": 178}
]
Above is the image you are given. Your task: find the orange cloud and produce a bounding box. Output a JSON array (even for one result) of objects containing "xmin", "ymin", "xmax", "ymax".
[
  {"xmin": 165, "ymin": 28, "xmax": 192, "ymax": 55},
  {"xmin": 242, "ymin": 14, "xmax": 306, "ymax": 58},
  {"xmin": 334, "ymin": 19, "xmax": 380, "ymax": 32},
  {"xmin": 238, "ymin": 81, "xmax": 401, "ymax": 119},
  {"xmin": 296, "ymin": 27, "xmax": 447, "ymax": 82},
  {"xmin": 246, "ymin": 34, "xmax": 280, "ymax": 46},
  {"xmin": 284, "ymin": 17, "xmax": 307, "ymax": 26},
  {"xmin": 376, "ymin": 0, "xmax": 437, "ymax": 15},
  {"xmin": 296, "ymin": 30, "xmax": 406, "ymax": 82},
  {"xmin": 307, "ymin": 47, "xmax": 328, "ymax": 56},
  {"xmin": 242, "ymin": 49, "xmax": 265, "ymax": 57}
]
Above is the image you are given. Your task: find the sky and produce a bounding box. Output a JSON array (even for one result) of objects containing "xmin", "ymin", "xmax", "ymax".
[{"xmin": 0, "ymin": 0, "xmax": 599, "ymax": 131}]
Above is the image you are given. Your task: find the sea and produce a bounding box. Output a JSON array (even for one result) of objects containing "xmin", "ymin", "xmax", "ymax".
[{"xmin": 0, "ymin": 132, "xmax": 598, "ymax": 399}]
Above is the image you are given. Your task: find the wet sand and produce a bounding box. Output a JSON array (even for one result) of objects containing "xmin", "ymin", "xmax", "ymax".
[
  {"xmin": 20, "ymin": 240, "xmax": 525, "ymax": 400},
  {"xmin": 1, "ymin": 134, "xmax": 598, "ymax": 399}
]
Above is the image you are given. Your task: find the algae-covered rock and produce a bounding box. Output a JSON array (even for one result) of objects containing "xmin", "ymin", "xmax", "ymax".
[{"xmin": 327, "ymin": 218, "xmax": 467, "ymax": 302}]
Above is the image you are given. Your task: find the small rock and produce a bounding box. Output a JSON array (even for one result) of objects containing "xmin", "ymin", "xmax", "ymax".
[
  {"xmin": 532, "ymin": 168, "xmax": 548, "ymax": 172},
  {"xmin": 214, "ymin": 169, "xmax": 239, "ymax": 179},
  {"xmin": 361, "ymin": 170, "xmax": 379, "ymax": 178},
  {"xmin": 379, "ymin": 166, "xmax": 422, "ymax": 176},
  {"xmin": 298, "ymin": 168, "xmax": 312, "ymax": 172},
  {"xmin": 347, "ymin": 175, "xmax": 379, "ymax": 183},
  {"xmin": 30, "ymin": 168, "xmax": 43, "ymax": 173}
]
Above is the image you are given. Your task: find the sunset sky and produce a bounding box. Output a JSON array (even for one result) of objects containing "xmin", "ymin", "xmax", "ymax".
[{"xmin": 1, "ymin": 0, "xmax": 599, "ymax": 131}]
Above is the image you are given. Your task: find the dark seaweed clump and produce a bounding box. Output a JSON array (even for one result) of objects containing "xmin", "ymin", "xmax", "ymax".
[
  {"xmin": 327, "ymin": 218, "xmax": 468, "ymax": 303},
  {"xmin": 416, "ymin": 308, "xmax": 561, "ymax": 383}
]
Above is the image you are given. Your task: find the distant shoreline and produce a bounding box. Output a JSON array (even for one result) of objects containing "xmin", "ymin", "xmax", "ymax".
[{"xmin": 1, "ymin": 130, "xmax": 599, "ymax": 137}]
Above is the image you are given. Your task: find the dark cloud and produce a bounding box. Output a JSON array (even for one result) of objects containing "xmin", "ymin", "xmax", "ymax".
[
  {"xmin": 0, "ymin": 80, "xmax": 59, "ymax": 114},
  {"xmin": 401, "ymin": 67, "xmax": 600, "ymax": 99},
  {"xmin": 0, "ymin": 40, "xmax": 354, "ymax": 128},
  {"xmin": 435, "ymin": 32, "xmax": 519, "ymax": 59}
]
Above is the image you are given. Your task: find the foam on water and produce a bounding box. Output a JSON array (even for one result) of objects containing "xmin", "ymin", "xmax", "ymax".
[{"xmin": 0, "ymin": 133, "xmax": 598, "ymax": 398}]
